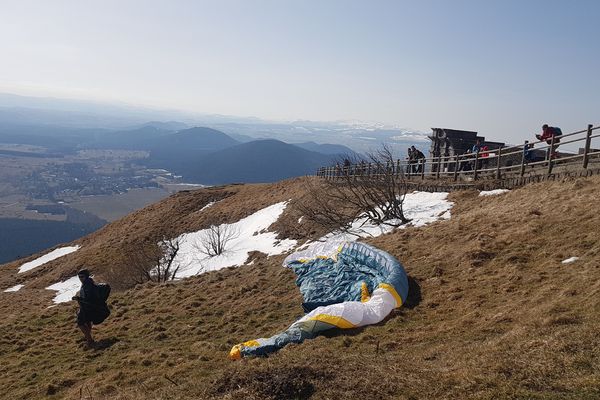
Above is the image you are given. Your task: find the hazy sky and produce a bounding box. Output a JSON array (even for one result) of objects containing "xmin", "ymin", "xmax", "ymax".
[{"xmin": 1, "ymin": 0, "xmax": 598, "ymax": 141}]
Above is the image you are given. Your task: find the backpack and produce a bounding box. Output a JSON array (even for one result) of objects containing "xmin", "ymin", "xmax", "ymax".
[
  {"xmin": 552, "ymin": 127, "xmax": 563, "ymax": 136},
  {"xmin": 96, "ymin": 283, "xmax": 111, "ymax": 302}
]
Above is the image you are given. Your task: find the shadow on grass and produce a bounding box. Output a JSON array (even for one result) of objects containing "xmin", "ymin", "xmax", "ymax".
[
  {"xmin": 403, "ymin": 276, "xmax": 422, "ymax": 309},
  {"xmin": 94, "ymin": 337, "xmax": 119, "ymax": 350}
]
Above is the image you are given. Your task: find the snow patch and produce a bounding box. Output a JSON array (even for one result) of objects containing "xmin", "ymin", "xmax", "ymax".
[
  {"xmin": 200, "ymin": 202, "xmax": 215, "ymax": 211},
  {"xmin": 288, "ymin": 191, "xmax": 453, "ymax": 262},
  {"xmin": 562, "ymin": 257, "xmax": 579, "ymax": 264},
  {"xmin": 46, "ymin": 276, "xmax": 81, "ymax": 304},
  {"xmin": 18, "ymin": 246, "xmax": 80, "ymax": 274},
  {"xmin": 403, "ymin": 191, "xmax": 453, "ymax": 227},
  {"xmin": 479, "ymin": 189, "xmax": 509, "ymax": 197},
  {"xmin": 172, "ymin": 202, "xmax": 297, "ymax": 278},
  {"xmin": 298, "ymin": 216, "xmax": 304, "ymax": 224},
  {"xmin": 4, "ymin": 284, "xmax": 24, "ymax": 293}
]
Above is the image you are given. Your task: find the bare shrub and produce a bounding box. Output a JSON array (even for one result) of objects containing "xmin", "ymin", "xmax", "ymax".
[
  {"xmin": 194, "ymin": 224, "xmax": 239, "ymax": 257},
  {"xmin": 297, "ymin": 145, "xmax": 410, "ymax": 235},
  {"xmin": 114, "ymin": 233, "xmax": 186, "ymax": 286}
]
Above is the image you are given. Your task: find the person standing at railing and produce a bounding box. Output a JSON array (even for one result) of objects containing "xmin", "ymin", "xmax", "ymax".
[
  {"xmin": 343, "ymin": 158, "xmax": 351, "ymax": 176},
  {"xmin": 359, "ymin": 160, "xmax": 366, "ymax": 176},
  {"xmin": 480, "ymin": 144, "xmax": 490, "ymax": 169},
  {"xmin": 472, "ymin": 139, "xmax": 482, "ymax": 169},
  {"xmin": 535, "ymin": 124, "xmax": 562, "ymax": 159},
  {"xmin": 523, "ymin": 140, "xmax": 533, "ymax": 163},
  {"xmin": 459, "ymin": 148, "xmax": 472, "ymax": 171},
  {"xmin": 406, "ymin": 147, "xmax": 414, "ymax": 173},
  {"xmin": 411, "ymin": 145, "xmax": 425, "ymax": 173}
]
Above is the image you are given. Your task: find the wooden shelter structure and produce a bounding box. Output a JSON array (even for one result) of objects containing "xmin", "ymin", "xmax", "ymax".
[{"xmin": 428, "ymin": 128, "xmax": 504, "ymax": 158}]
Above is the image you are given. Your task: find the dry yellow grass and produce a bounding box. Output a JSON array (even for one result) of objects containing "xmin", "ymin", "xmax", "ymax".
[{"xmin": 1, "ymin": 176, "xmax": 599, "ymax": 399}]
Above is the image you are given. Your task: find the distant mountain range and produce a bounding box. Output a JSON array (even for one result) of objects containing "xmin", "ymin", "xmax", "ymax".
[
  {"xmin": 141, "ymin": 129, "xmax": 354, "ymax": 184},
  {"xmin": 0, "ymin": 92, "xmax": 431, "ymax": 184},
  {"xmin": 0, "ymin": 113, "xmax": 353, "ymax": 185},
  {"xmin": 0, "ymin": 92, "xmax": 430, "ymax": 153},
  {"xmin": 184, "ymin": 139, "xmax": 343, "ymax": 184}
]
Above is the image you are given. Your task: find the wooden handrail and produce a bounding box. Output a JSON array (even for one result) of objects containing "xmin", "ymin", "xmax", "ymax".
[{"xmin": 317, "ymin": 124, "xmax": 598, "ymax": 183}]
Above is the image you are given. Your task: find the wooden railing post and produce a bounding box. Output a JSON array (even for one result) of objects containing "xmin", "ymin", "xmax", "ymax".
[
  {"xmin": 453, "ymin": 154, "xmax": 459, "ymax": 181},
  {"xmin": 473, "ymin": 151, "xmax": 480, "ymax": 180},
  {"xmin": 520, "ymin": 142, "xmax": 527, "ymax": 177},
  {"xmin": 436, "ymin": 156, "xmax": 441, "ymax": 179},
  {"xmin": 396, "ymin": 159, "xmax": 401, "ymax": 177},
  {"xmin": 547, "ymin": 134, "xmax": 556, "ymax": 176},
  {"xmin": 495, "ymin": 147, "xmax": 502, "ymax": 180},
  {"xmin": 421, "ymin": 158, "xmax": 426, "ymax": 180},
  {"xmin": 583, "ymin": 124, "xmax": 593, "ymax": 169}
]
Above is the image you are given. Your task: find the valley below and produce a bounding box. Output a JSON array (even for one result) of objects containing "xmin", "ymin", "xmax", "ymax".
[{"xmin": 0, "ymin": 147, "xmax": 199, "ymax": 263}]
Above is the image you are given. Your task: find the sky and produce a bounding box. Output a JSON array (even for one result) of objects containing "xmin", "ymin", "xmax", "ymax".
[{"xmin": 0, "ymin": 0, "xmax": 598, "ymax": 142}]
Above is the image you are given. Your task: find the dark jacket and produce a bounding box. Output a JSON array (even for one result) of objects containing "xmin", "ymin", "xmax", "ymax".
[{"xmin": 77, "ymin": 277, "xmax": 110, "ymax": 325}]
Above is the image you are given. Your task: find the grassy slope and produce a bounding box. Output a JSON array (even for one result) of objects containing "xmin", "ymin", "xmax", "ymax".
[{"xmin": 1, "ymin": 177, "xmax": 600, "ymax": 399}]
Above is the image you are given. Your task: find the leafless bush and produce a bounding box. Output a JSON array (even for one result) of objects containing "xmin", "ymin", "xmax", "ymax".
[
  {"xmin": 117, "ymin": 233, "xmax": 186, "ymax": 285},
  {"xmin": 194, "ymin": 224, "xmax": 239, "ymax": 257},
  {"xmin": 297, "ymin": 145, "xmax": 410, "ymax": 235}
]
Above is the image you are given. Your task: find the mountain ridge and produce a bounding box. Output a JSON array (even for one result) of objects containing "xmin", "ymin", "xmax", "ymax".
[{"xmin": 181, "ymin": 139, "xmax": 338, "ymax": 184}]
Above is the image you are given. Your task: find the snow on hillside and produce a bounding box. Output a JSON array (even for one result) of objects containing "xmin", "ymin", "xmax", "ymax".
[
  {"xmin": 173, "ymin": 201, "xmax": 297, "ymax": 278},
  {"xmin": 345, "ymin": 190, "xmax": 453, "ymax": 237},
  {"xmin": 291, "ymin": 191, "xmax": 453, "ymax": 259},
  {"xmin": 3, "ymin": 284, "xmax": 24, "ymax": 293},
  {"xmin": 43, "ymin": 192, "xmax": 454, "ymax": 304},
  {"xmin": 18, "ymin": 246, "xmax": 80, "ymax": 274},
  {"xmin": 46, "ymin": 276, "xmax": 81, "ymax": 304},
  {"xmin": 200, "ymin": 201, "xmax": 216, "ymax": 211},
  {"xmin": 479, "ymin": 189, "xmax": 509, "ymax": 197},
  {"xmin": 562, "ymin": 256, "xmax": 579, "ymax": 264}
]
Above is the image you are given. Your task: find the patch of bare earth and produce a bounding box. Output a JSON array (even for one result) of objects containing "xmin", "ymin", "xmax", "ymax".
[{"xmin": 0, "ymin": 176, "xmax": 599, "ymax": 399}]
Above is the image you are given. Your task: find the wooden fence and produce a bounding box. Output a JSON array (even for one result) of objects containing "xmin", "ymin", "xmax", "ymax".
[{"xmin": 316, "ymin": 124, "xmax": 600, "ymax": 187}]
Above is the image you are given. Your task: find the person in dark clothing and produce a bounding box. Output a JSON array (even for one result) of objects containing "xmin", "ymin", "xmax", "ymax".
[
  {"xmin": 471, "ymin": 139, "xmax": 483, "ymax": 169},
  {"xmin": 72, "ymin": 269, "xmax": 109, "ymax": 348},
  {"xmin": 410, "ymin": 146, "xmax": 425, "ymax": 173},
  {"xmin": 459, "ymin": 148, "xmax": 472, "ymax": 171},
  {"xmin": 406, "ymin": 147, "xmax": 414, "ymax": 173},
  {"xmin": 523, "ymin": 140, "xmax": 533, "ymax": 163}
]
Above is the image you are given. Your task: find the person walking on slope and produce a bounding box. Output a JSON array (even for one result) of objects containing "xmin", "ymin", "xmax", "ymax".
[{"xmin": 72, "ymin": 269, "xmax": 110, "ymax": 349}]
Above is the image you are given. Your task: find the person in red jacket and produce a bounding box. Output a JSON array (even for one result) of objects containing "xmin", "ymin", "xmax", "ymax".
[
  {"xmin": 480, "ymin": 145, "xmax": 489, "ymax": 169},
  {"xmin": 536, "ymin": 124, "xmax": 562, "ymax": 159}
]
